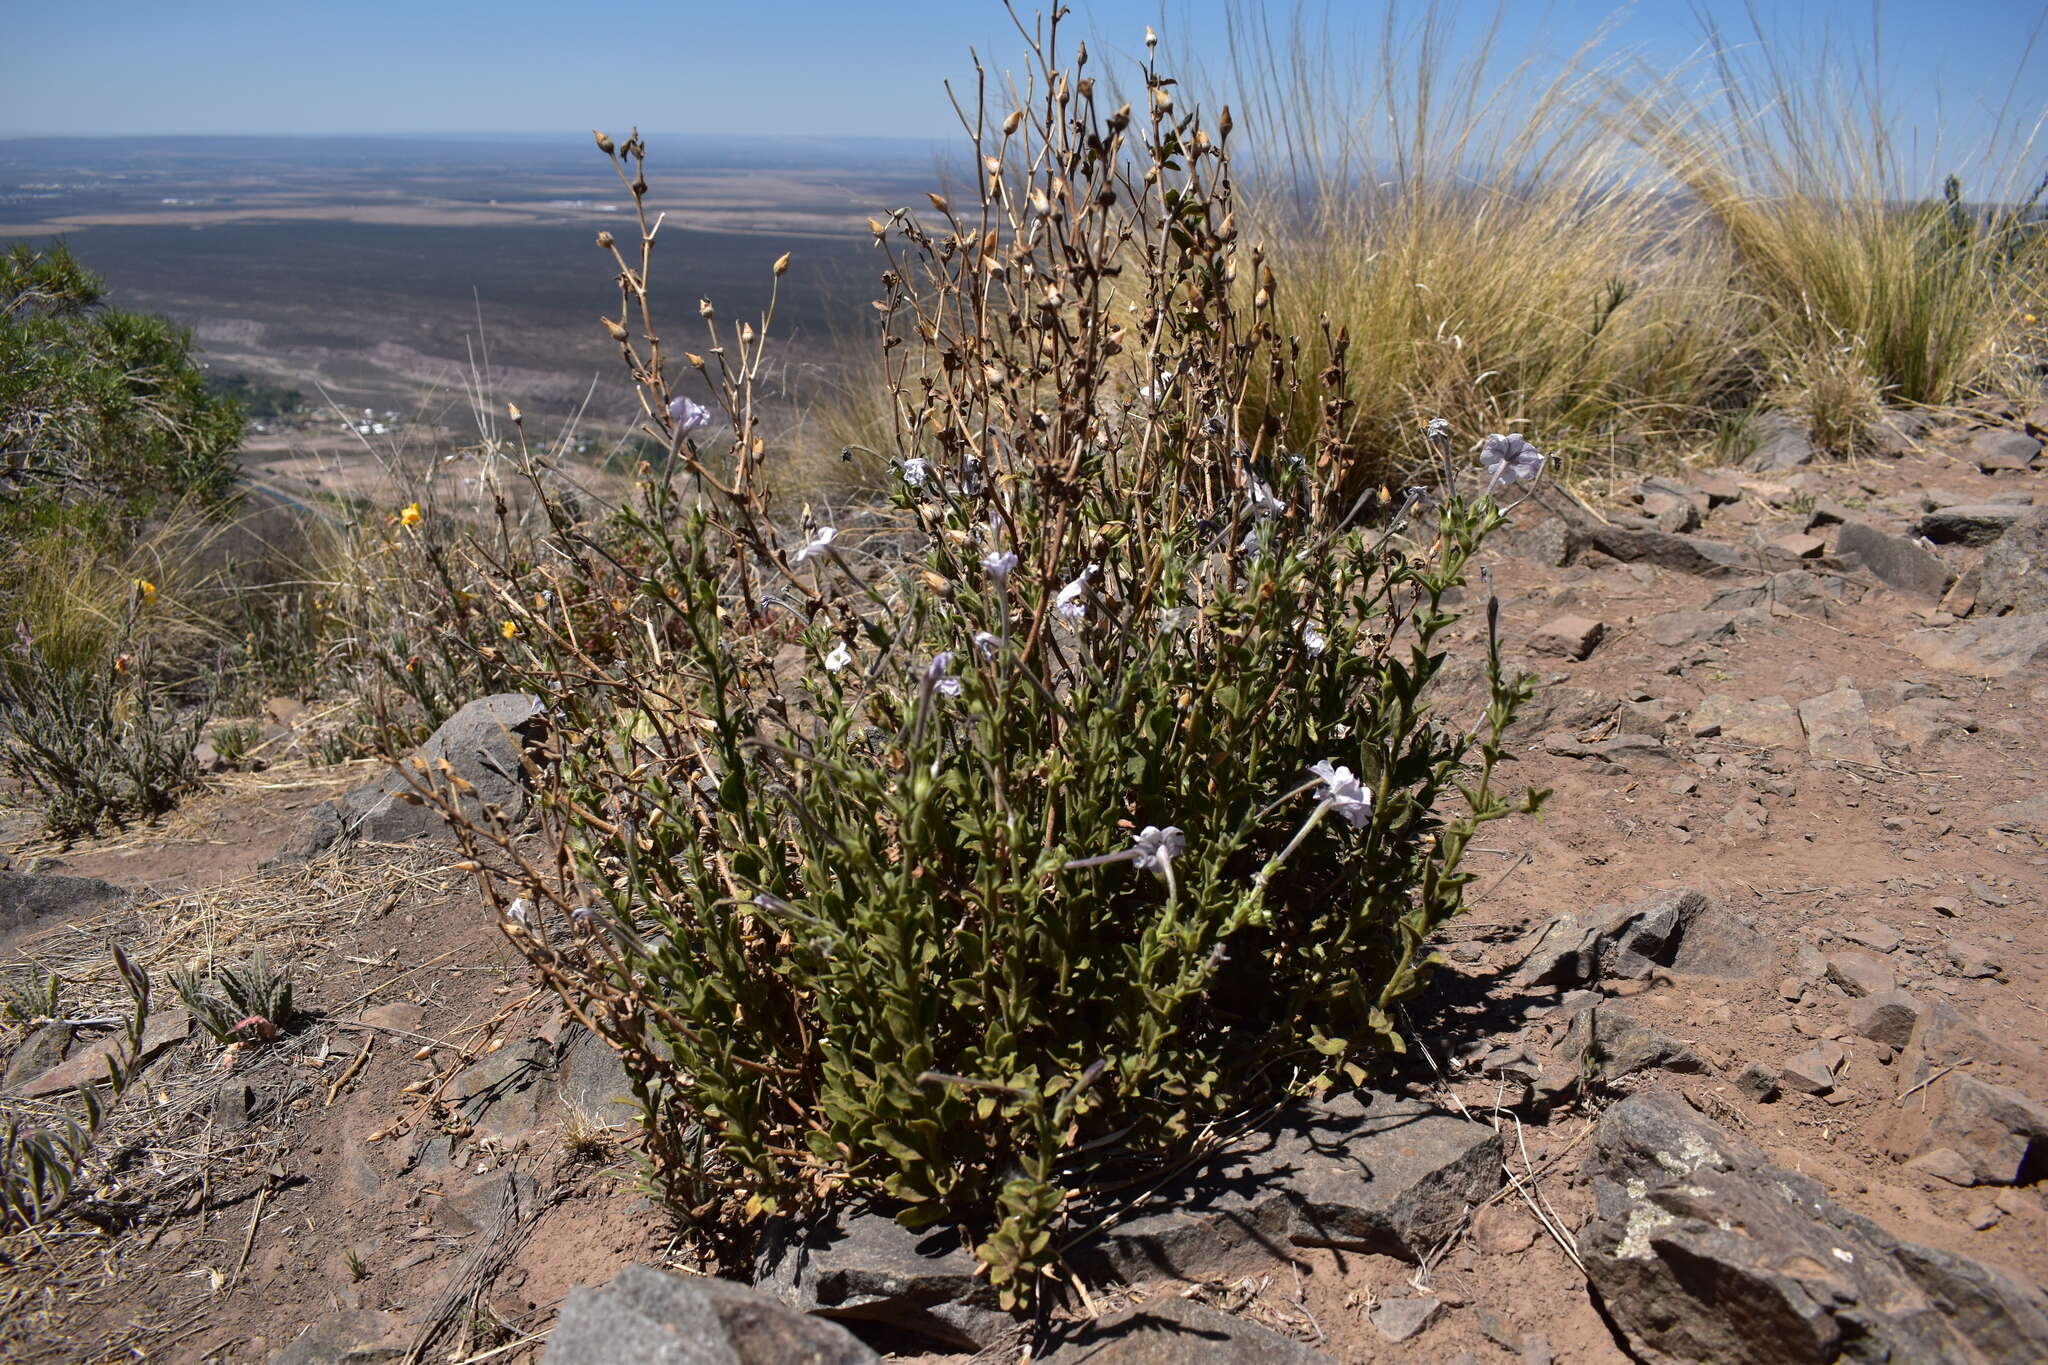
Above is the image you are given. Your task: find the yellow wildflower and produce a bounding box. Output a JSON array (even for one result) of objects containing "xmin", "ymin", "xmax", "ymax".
[
  {"xmin": 399, "ymin": 502, "xmax": 423, "ymax": 528},
  {"xmin": 500, "ymin": 620, "xmax": 520, "ymax": 640},
  {"xmin": 135, "ymin": 578, "xmax": 157, "ymax": 604}
]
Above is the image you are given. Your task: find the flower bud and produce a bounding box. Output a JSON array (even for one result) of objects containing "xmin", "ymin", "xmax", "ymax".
[
  {"xmin": 595, "ymin": 230, "xmax": 615, "ymax": 248},
  {"xmin": 593, "ymin": 129, "xmax": 615, "ymax": 155},
  {"xmin": 772, "ymin": 251, "xmax": 791, "ymax": 277}
]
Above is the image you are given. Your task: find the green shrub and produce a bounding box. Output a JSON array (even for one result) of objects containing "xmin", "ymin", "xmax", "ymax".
[
  {"xmin": 0, "ymin": 621, "xmax": 211, "ymax": 840},
  {"xmin": 0, "ymin": 242, "xmax": 242, "ymax": 530},
  {"xmin": 444, "ymin": 22, "xmax": 1541, "ymax": 1308}
]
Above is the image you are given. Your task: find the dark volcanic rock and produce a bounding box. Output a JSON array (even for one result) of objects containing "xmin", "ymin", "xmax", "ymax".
[
  {"xmin": 1514, "ymin": 888, "xmax": 1770, "ymax": 988},
  {"xmin": 1580, "ymin": 1091, "xmax": 2048, "ymax": 1365},
  {"xmin": 1982, "ymin": 508, "xmax": 2048, "ymax": 615},
  {"xmin": 0, "ymin": 870, "xmax": 129, "ymax": 952},
  {"xmin": 756, "ymin": 1209, "xmax": 1011, "ymax": 1350},
  {"xmin": 1836, "ymin": 521, "xmax": 1951, "ymax": 601},
  {"xmin": 545, "ymin": 1264, "xmax": 878, "ymax": 1365},
  {"xmin": 271, "ymin": 693, "xmax": 546, "ymax": 863},
  {"xmin": 1914, "ymin": 503, "xmax": 2030, "ymax": 546},
  {"xmin": 1745, "ymin": 411, "xmax": 1817, "ymax": 472},
  {"xmin": 1579, "ymin": 521, "xmax": 1754, "ymax": 577},
  {"xmin": 1040, "ymin": 1297, "xmax": 1332, "ymax": 1363},
  {"xmin": 1885, "ymin": 1066, "xmax": 2048, "ymax": 1187},
  {"xmin": 1909, "ymin": 615, "xmax": 2048, "ymax": 677}
]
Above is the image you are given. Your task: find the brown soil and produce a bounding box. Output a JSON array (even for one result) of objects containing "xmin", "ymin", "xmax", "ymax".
[{"xmin": 3, "ymin": 418, "xmax": 2043, "ymax": 1364}]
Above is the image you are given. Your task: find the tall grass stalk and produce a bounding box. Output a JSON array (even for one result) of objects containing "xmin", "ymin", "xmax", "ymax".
[
  {"xmin": 1221, "ymin": 4, "xmax": 1750, "ymax": 492},
  {"xmin": 1622, "ymin": 12, "xmax": 2047, "ymax": 427}
]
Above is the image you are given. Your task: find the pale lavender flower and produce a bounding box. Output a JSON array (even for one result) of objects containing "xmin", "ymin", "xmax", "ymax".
[
  {"xmin": 792, "ymin": 526, "xmax": 837, "ymax": 563},
  {"xmin": 1157, "ymin": 606, "xmax": 1193, "ymax": 633},
  {"xmin": 1131, "ymin": 825, "xmax": 1186, "ymax": 878},
  {"xmin": 982, "ymin": 549, "xmax": 1019, "ymax": 580},
  {"xmin": 668, "ymin": 395, "xmax": 713, "ymax": 435},
  {"xmin": 1055, "ymin": 564, "xmax": 1098, "ymax": 623},
  {"xmin": 823, "ymin": 642, "xmax": 852, "ymax": 672},
  {"xmin": 901, "ymin": 457, "xmax": 931, "ymax": 488},
  {"xmin": 501, "ymin": 898, "xmax": 535, "ymax": 930},
  {"xmin": 569, "ymin": 905, "xmax": 600, "ymax": 930},
  {"xmin": 1301, "ymin": 622, "xmax": 1328, "ymax": 656},
  {"xmin": 973, "ymin": 631, "xmax": 1001, "ymax": 657},
  {"xmin": 926, "ymin": 652, "xmax": 962, "ymax": 696},
  {"xmin": 1479, "ymin": 433, "xmax": 1545, "ymax": 491},
  {"xmin": 1309, "ymin": 760, "xmax": 1373, "ymax": 828}
]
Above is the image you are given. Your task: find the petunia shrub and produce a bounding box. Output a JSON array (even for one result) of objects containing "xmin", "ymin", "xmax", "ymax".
[{"xmin": 440, "ymin": 16, "xmax": 1543, "ymax": 1308}]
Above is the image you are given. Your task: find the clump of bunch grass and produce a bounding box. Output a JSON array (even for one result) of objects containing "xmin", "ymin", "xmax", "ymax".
[
  {"xmin": 1222, "ymin": 5, "xmax": 1751, "ymax": 494},
  {"xmin": 437, "ymin": 12, "xmax": 1540, "ymax": 1308},
  {"xmin": 1625, "ymin": 14, "xmax": 2048, "ymax": 434}
]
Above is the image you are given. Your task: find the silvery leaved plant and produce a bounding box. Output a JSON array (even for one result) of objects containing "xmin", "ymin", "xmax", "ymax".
[{"xmin": 429, "ymin": 15, "xmax": 1543, "ymax": 1313}]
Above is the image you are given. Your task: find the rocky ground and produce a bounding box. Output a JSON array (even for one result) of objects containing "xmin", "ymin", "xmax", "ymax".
[{"xmin": 3, "ymin": 401, "xmax": 2046, "ymax": 1364}]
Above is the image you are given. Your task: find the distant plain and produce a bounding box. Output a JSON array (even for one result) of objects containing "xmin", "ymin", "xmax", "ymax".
[{"xmin": 0, "ymin": 135, "xmax": 939, "ymax": 428}]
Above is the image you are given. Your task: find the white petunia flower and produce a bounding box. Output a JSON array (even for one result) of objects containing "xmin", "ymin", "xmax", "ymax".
[
  {"xmin": 1248, "ymin": 478, "xmax": 1285, "ymax": 519},
  {"xmin": 823, "ymin": 642, "xmax": 852, "ymax": 672},
  {"xmin": 901, "ymin": 457, "xmax": 930, "ymax": 487},
  {"xmin": 1301, "ymin": 622, "xmax": 1328, "ymax": 656},
  {"xmin": 1479, "ymin": 433, "xmax": 1545, "ymax": 492},
  {"xmin": 926, "ymin": 652, "xmax": 962, "ymax": 696},
  {"xmin": 1055, "ymin": 564, "xmax": 1098, "ymax": 623},
  {"xmin": 668, "ymin": 395, "xmax": 713, "ymax": 434},
  {"xmin": 792, "ymin": 526, "xmax": 837, "ymax": 563},
  {"xmin": 1309, "ymin": 759, "xmax": 1373, "ymax": 828},
  {"xmin": 1131, "ymin": 825, "xmax": 1186, "ymax": 878},
  {"xmin": 982, "ymin": 549, "xmax": 1019, "ymax": 580},
  {"xmin": 972, "ymin": 630, "xmax": 1001, "ymax": 657}
]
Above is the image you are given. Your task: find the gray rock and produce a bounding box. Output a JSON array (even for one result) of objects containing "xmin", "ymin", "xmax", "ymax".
[
  {"xmin": 1796, "ymin": 688, "xmax": 1879, "ymax": 765},
  {"xmin": 1541, "ymin": 1005, "xmax": 1703, "ymax": 1099},
  {"xmin": 271, "ymin": 1310, "xmax": 406, "ymax": 1365},
  {"xmin": 1529, "ymin": 616, "xmax": 1605, "ymax": 660},
  {"xmin": 1502, "ymin": 684, "xmax": 1612, "ymax": 745},
  {"xmin": 1968, "ymin": 426, "xmax": 2043, "ymax": 471},
  {"xmin": 1908, "ymin": 615, "xmax": 2048, "ymax": 677},
  {"xmin": 1514, "ymin": 887, "xmax": 1770, "ymax": 989},
  {"xmin": 1824, "ymin": 949, "xmax": 1896, "ymax": 999},
  {"xmin": 1540, "ymin": 733, "xmax": 1676, "ymax": 769},
  {"xmin": 1988, "ymin": 793, "xmax": 2048, "ymax": 833},
  {"xmin": 1840, "ymin": 919, "xmax": 1901, "ymax": 954},
  {"xmin": 1849, "ymin": 990, "xmax": 1921, "ymax": 1048},
  {"xmin": 1501, "ymin": 516, "xmax": 1582, "ymax": 568},
  {"xmin": 1706, "ymin": 571, "xmax": 1851, "ymax": 620},
  {"xmin": 545, "ymin": 1264, "xmax": 878, "ymax": 1365},
  {"xmin": 1639, "ymin": 491, "xmax": 1702, "ymax": 533},
  {"xmin": 1645, "ymin": 610, "xmax": 1737, "ymax": 648},
  {"xmin": 271, "ymin": 694, "xmax": 547, "ymax": 863},
  {"xmin": 1982, "ymin": 508, "xmax": 2048, "ymax": 615},
  {"xmin": 2, "ymin": 1023, "xmax": 71, "ymax": 1092},
  {"xmin": 556, "ymin": 1026, "xmax": 639, "ymax": 1127},
  {"xmin": 1837, "ymin": 521, "xmax": 1951, "ymax": 601},
  {"xmin": 1870, "ymin": 409, "xmax": 1931, "ymax": 457},
  {"xmin": 1065, "ymin": 1092, "xmax": 1501, "ymax": 1285},
  {"xmin": 1369, "ymin": 1297, "xmax": 1445, "ymax": 1343},
  {"xmin": 1914, "ymin": 504, "xmax": 2031, "ymax": 546},
  {"xmin": 1909, "ymin": 998, "xmax": 1993, "ymax": 1067},
  {"xmin": 1733, "ymin": 1061, "xmax": 1781, "ymax": 1103},
  {"xmin": 0, "ymin": 870, "xmax": 129, "ymax": 952},
  {"xmin": 1689, "ymin": 694, "xmax": 1804, "ymax": 749},
  {"xmin": 1746, "ymin": 411, "xmax": 1817, "ymax": 472},
  {"xmin": 755, "ymin": 1209, "xmax": 1012, "ymax": 1349},
  {"xmin": 449, "ymin": 1037, "xmax": 555, "ymax": 1147},
  {"xmin": 1781, "ymin": 1042, "xmax": 1847, "ymax": 1095},
  {"xmin": 1580, "ymin": 1091, "xmax": 2048, "ymax": 1365},
  {"xmin": 1885, "ymin": 1068, "xmax": 2048, "ymax": 1186},
  {"xmin": 1578, "ymin": 521, "xmax": 1754, "ymax": 577},
  {"xmin": 1039, "ymin": 1297, "xmax": 1330, "ymax": 1364}
]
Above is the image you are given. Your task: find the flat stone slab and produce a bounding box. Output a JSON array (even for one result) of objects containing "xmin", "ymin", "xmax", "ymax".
[
  {"xmin": 1067, "ymin": 1091, "xmax": 1502, "ymax": 1284},
  {"xmin": 1689, "ymin": 694, "xmax": 1804, "ymax": 749},
  {"xmin": 1514, "ymin": 887, "xmax": 1771, "ymax": 989},
  {"xmin": 1915, "ymin": 504, "xmax": 2031, "ymax": 546},
  {"xmin": 0, "ymin": 870, "xmax": 131, "ymax": 952},
  {"xmin": 1909, "ymin": 615, "xmax": 2048, "ymax": 677}
]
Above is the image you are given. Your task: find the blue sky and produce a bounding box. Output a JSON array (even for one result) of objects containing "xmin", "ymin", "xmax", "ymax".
[{"xmin": 2, "ymin": 1, "xmax": 2043, "ymax": 156}]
